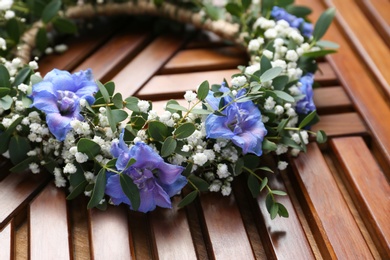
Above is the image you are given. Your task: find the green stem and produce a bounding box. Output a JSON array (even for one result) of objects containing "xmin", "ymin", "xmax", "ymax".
[{"xmin": 243, "ymin": 166, "xmax": 274, "ymax": 202}]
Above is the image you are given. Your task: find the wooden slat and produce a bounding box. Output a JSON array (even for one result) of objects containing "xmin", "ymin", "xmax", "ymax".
[
  {"xmin": 137, "ymin": 69, "xmax": 238, "ymax": 100},
  {"xmin": 297, "ymin": 0, "xmax": 390, "ymax": 169},
  {"xmin": 0, "ymin": 220, "xmax": 13, "ymax": 260},
  {"xmin": 150, "ymin": 196, "xmax": 197, "ymax": 260},
  {"xmin": 250, "ymin": 171, "xmax": 315, "ymax": 259},
  {"xmin": 112, "ymin": 35, "xmax": 188, "ymax": 97},
  {"xmin": 313, "ymin": 86, "xmax": 352, "ymax": 113},
  {"xmin": 161, "ymin": 46, "xmax": 247, "ymax": 74},
  {"xmin": 315, "ymin": 62, "xmax": 338, "ymax": 85},
  {"xmin": 312, "ymin": 112, "xmax": 367, "ymax": 137},
  {"xmin": 88, "ymin": 206, "xmax": 134, "ymax": 260},
  {"xmin": 73, "ymin": 28, "xmax": 152, "ymax": 82},
  {"xmin": 200, "ymin": 193, "xmax": 255, "ymax": 259},
  {"xmin": 29, "ymin": 182, "xmax": 71, "ymax": 260},
  {"xmin": 291, "ymin": 143, "xmax": 374, "ymax": 259},
  {"xmin": 0, "ymin": 171, "xmax": 50, "ymax": 229},
  {"xmin": 330, "ymin": 137, "xmax": 390, "ymax": 258}
]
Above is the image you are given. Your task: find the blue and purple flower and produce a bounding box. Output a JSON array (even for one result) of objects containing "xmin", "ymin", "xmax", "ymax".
[
  {"xmin": 105, "ymin": 134, "xmax": 187, "ymax": 213},
  {"xmin": 31, "ymin": 69, "xmax": 98, "ymax": 141},
  {"xmin": 296, "ymin": 73, "xmax": 316, "ymax": 114},
  {"xmin": 271, "ymin": 6, "xmax": 313, "ymax": 37},
  {"xmin": 205, "ymin": 85, "xmax": 267, "ymax": 156}
]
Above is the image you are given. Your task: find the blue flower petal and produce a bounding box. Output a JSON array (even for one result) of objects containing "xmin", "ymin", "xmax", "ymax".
[{"xmin": 45, "ymin": 113, "xmax": 73, "ymax": 141}]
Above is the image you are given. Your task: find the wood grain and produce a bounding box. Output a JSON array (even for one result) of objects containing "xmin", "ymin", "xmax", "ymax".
[
  {"xmin": 88, "ymin": 206, "xmax": 134, "ymax": 260},
  {"xmin": 29, "ymin": 182, "xmax": 71, "ymax": 260},
  {"xmin": 313, "ymin": 86, "xmax": 352, "ymax": 113},
  {"xmin": 291, "ymin": 143, "xmax": 374, "ymax": 259},
  {"xmin": 0, "ymin": 220, "xmax": 13, "ymax": 260},
  {"xmin": 312, "ymin": 112, "xmax": 367, "ymax": 137},
  {"xmin": 331, "ymin": 137, "xmax": 390, "ymax": 258}
]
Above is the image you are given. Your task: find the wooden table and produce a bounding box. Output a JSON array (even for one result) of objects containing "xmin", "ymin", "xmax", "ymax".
[{"xmin": 1, "ymin": 1, "xmax": 389, "ymax": 259}]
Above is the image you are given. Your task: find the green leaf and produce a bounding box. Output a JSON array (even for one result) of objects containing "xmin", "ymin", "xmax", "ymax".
[
  {"xmin": 277, "ymin": 118, "xmax": 290, "ymax": 134},
  {"xmin": 277, "ymin": 0, "xmax": 294, "ymax": 7},
  {"xmin": 277, "ymin": 203, "xmax": 289, "ymax": 218},
  {"xmin": 242, "ymin": 0, "xmax": 252, "ymax": 10},
  {"xmin": 259, "ymin": 177, "xmax": 268, "ymax": 192},
  {"xmin": 14, "ymin": 67, "xmax": 33, "ymax": 87},
  {"xmin": 6, "ymin": 18, "xmax": 21, "ymax": 43},
  {"xmin": 97, "ymin": 81, "xmax": 110, "ymax": 103},
  {"xmin": 271, "ymin": 190, "xmax": 287, "ymax": 196},
  {"xmin": 87, "ymin": 168, "xmax": 106, "ymax": 209},
  {"xmin": 9, "ymin": 136, "xmax": 31, "ymax": 165},
  {"xmin": 243, "ymin": 154, "xmax": 260, "ymax": 169},
  {"xmin": 0, "ymin": 88, "xmax": 10, "ymax": 98},
  {"xmin": 272, "ymin": 75, "xmax": 289, "ymax": 91},
  {"xmin": 234, "ymin": 158, "xmax": 244, "ymax": 175},
  {"xmin": 273, "ymin": 90, "xmax": 295, "ymax": 103},
  {"xmin": 316, "ymin": 130, "xmax": 327, "ymax": 143},
  {"xmin": 66, "ymin": 180, "xmax": 88, "ymax": 200},
  {"xmin": 261, "ymin": 67, "xmax": 283, "ymax": 83},
  {"xmin": 265, "ymin": 193, "xmax": 274, "ymax": 213},
  {"xmin": 298, "ymin": 110, "xmax": 317, "ymax": 129},
  {"xmin": 0, "ymin": 65, "xmax": 11, "ymax": 89},
  {"xmin": 124, "ymin": 158, "xmax": 136, "ymax": 172},
  {"xmin": 42, "ymin": 0, "xmax": 61, "ymax": 24},
  {"xmin": 174, "ymin": 122, "xmax": 196, "ymax": 139},
  {"xmin": 0, "ymin": 96, "xmax": 13, "ymax": 110},
  {"xmin": 260, "ymin": 55, "xmax": 272, "ymax": 75},
  {"xmin": 313, "ymin": 8, "xmax": 336, "ymax": 42},
  {"xmin": 270, "ymin": 203, "xmax": 279, "ymax": 219},
  {"xmin": 120, "ymin": 173, "xmax": 140, "ymax": 211},
  {"xmin": 225, "ymin": 3, "xmax": 242, "ymax": 17},
  {"xmin": 125, "ymin": 96, "xmax": 140, "ymax": 111},
  {"xmin": 262, "ymin": 139, "xmax": 277, "ymax": 151},
  {"xmin": 316, "ymin": 40, "xmax": 339, "ymax": 49},
  {"xmin": 166, "ymin": 103, "xmax": 188, "ymax": 112},
  {"xmin": 10, "ymin": 156, "xmax": 37, "ymax": 172},
  {"xmin": 148, "ymin": 121, "xmax": 168, "ymax": 142},
  {"xmin": 302, "ymin": 49, "xmax": 337, "ymax": 58},
  {"xmin": 106, "ymin": 106, "xmax": 117, "ymax": 133},
  {"xmin": 111, "ymin": 109, "xmax": 128, "ymax": 124},
  {"xmin": 258, "ymin": 167, "xmax": 273, "ymax": 173},
  {"xmin": 247, "ymin": 173, "xmax": 260, "ymax": 197},
  {"xmin": 112, "ymin": 93, "xmax": 123, "ymax": 109},
  {"xmin": 286, "ymin": 5, "xmax": 312, "ymax": 17},
  {"xmin": 190, "ymin": 108, "xmax": 211, "ymax": 115},
  {"xmin": 53, "ymin": 17, "xmax": 77, "ymax": 34},
  {"xmin": 189, "ymin": 175, "xmax": 209, "ymax": 192},
  {"xmin": 77, "ymin": 138, "xmax": 101, "ymax": 160},
  {"xmin": 129, "ymin": 112, "xmax": 146, "ymax": 130},
  {"xmin": 204, "ymin": 4, "xmax": 220, "ymax": 20},
  {"xmin": 30, "ymin": 74, "xmax": 43, "ymax": 86},
  {"xmin": 36, "ymin": 27, "xmax": 48, "ymax": 52},
  {"xmin": 178, "ymin": 190, "xmax": 198, "ymax": 208},
  {"xmin": 161, "ymin": 136, "xmax": 177, "ymax": 157},
  {"xmin": 197, "ymin": 80, "xmax": 209, "ymax": 100},
  {"xmin": 104, "ymin": 81, "xmax": 116, "ymax": 96}
]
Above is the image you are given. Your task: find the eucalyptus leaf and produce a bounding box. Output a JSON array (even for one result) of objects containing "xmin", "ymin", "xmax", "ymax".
[
  {"xmin": 247, "ymin": 173, "xmax": 260, "ymax": 197},
  {"xmin": 272, "ymin": 75, "xmax": 289, "ymax": 91},
  {"xmin": 66, "ymin": 180, "xmax": 88, "ymax": 200},
  {"xmin": 9, "ymin": 156, "xmax": 37, "ymax": 173},
  {"xmin": 53, "ymin": 17, "xmax": 77, "ymax": 34},
  {"xmin": 303, "ymin": 49, "xmax": 337, "ymax": 58},
  {"xmin": 0, "ymin": 65, "xmax": 11, "ymax": 89},
  {"xmin": 77, "ymin": 138, "xmax": 101, "ymax": 159},
  {"xmin": 316, "ymin": 40, "xmax": 339, "ymax": 49},
  {"xmin": 125, "ymin": 96, "xmax": 140, "ymax": 111},
  {"xmin": 259, "ymin": 177, "xmax": 268, "ymax": 192},
  {"xmin": 270, "ymin": 203, "xmax": 279, "ymax": 219},
  {"xmin": 14, "ymin": 67, "xmax": 33, "ymax": 87},
  {"xmin": 298, "ymin": 110, "xmax": 317, "ymax": 129},
  {"xmin": 260, "ymin": 67, "xmax": 283, "ymax": 83},
  {"xmin": 36, "ymin": 27, "xmax": 48, "ymax": 52},
  {"xmin": 190, "ymin": 108, "xmax": 211, "ymax": 115},
  {"xmin": 178, "ymin": 190, "xmax": 198, "ymax": 208},
  {"xmin": 313, "ymin": 8, "xmax": 336, "ymax": 42},
  {"xmin": 112, "ymin": 93, "xmax": 123, "ymax": 109},
  {"xmin": 273, "ymin": 90, "xmax": 295, "ymax": 103},
  {"xmin": 87, "ymin": 168, "xmax": 106, "ymax": 209},
  {"xmin": 166, "ymin": 103, "xmax": 188, "ymax": 112},
  {"xmin": 0, "ymin": 88, "xmax": 10, "ymax": 98},
  {"xmin": 272, "ymin": 190, "xmax": 287, "ymax": 196},
  {"xmin": 262, "ymin": 139, "xmax": 277, "ymax": 151},
  {"xmin": 197, "ymin": 80, "xmax": 209, "ymax": 100},
  {"xmin": 316, "ymin": 130, "xmax": 327, "ymax": 143},
  {"xmin": 189, "ymin": 175, "xmax": 209, "ymax": 192},
  {"xmin": 277, "ymin": 203, "xmax": 289, "ymax": 218},
  {"xmin": 42, "ymin": 0, "xmax": 61, "ymax": 24},
  {"xmin": 6, "ymin": 18, "xmax": 21, "ymax": 43},
  {"xmin": 111, "ymin": 109, "xmax": 128, "ymax": 124},
  {"xmin": 174, "ymin": 122, "xmax": 196, "ymax": 139},
  {"xmin": 97, "ymin": 81, "xmax": 110, "ymax": 103},
  {"xmin": 0, "ymin": 96, "xmax": 13, "ymax": 110},
  {"xmin": 161, "ymin": 136, "xmax": 177, "ymax": 157},
  {"xmin": 106, "ymin": 106, "xmax": 117, "ymax": 133},
  {"xmin": 286, "ymin": 5, "xmax": 312, "ymax": 17},
  {"xmin": 225, "ymin": 3, "xmax": 242, "ymax": 17},
  {"xmin": 120, "ymin": 173, "xmax": 141, "ymax": 211},
  {"xmin": 148, "ymin": 121, "xmax": 168, "ymax": 142},
  {"xmin": 260, "ymin": 55, "xmax": 272, "ymax": 75},
  {"xmin": 9, "ymin": 136, "xmax": 31, "ymax": 165}
]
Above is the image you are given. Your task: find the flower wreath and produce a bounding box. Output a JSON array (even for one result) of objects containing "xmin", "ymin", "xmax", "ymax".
[{"xmin": 0, "ymin": 0, "xmax": 336, "ymax": 219}]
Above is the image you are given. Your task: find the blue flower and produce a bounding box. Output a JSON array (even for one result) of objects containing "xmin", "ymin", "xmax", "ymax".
[
  {"xmin": 31, "ymin": 69, "xmax": 98, "ymax": 141},
  {"xmin": 205, "ymin": 85, "xmax": 267, "ymax": 156},
  {"xmin": 296, "ymin": 73, "xmax": 316, "ymax": 114},
  {"xmin": 105, "ymin": 134, "xmax": 187, "ymax": 213},
  {"xmin": 271, "ymin": 6, "xmax": 313, "ymax": 37}
]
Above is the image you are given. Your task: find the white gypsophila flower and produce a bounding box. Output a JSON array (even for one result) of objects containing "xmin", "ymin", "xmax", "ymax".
[
  {"xmin": 287, "ymin": 116, "xmax": 298, "ymax": 127},
  {"xmin": 99, "ymin": 107, "xmax": 106, "ymax": 114},
  {"xmin": 204, "ymin": 149, "xmax": 216, "ymax": 162},
  {"xmin": 231, "ymin": 75, "xmax": 247, "ymax": 87},
  {"xmin": 263, "ymin": 49, "xmax": 273, "ymax": 60},
  {"xmin": 209, "ymin": 180, "xmax": 222, "ymax": 192},
  {"xmin": 29, "ymin": 163, "xmax": 40, "ymax": 174},
  {"xmin": 289, "ymin": 85, "xmax": 301, "ymax": 96},
  {"xmin": 17, "ymin": 83, "xmax": 29, "ymax": 93},
  {"xmin": 45, "ymin": 47, "xmax": 53, "ymax": 55},
  {"xmin": 301, "ymin": 131, "xmax": 309, "ymax": 144},
  {"xmin": 213, "ymin": 143, "xmax": 221, "ymax": 153},
  {"xmin": 27, "ymin": 149, "xmax": 37, "ymax": 156},
  {"xmin": 4, "ymin": 10, "xmax": 14, "ymax": 19},
  {"xmin": 79, "ymin": 98, "xmax": 86, "ymax": 107},
  {"xmin": 204, "ymin": 172, "xmax": 215, "ymax": 182},
  {"xmin": 75, "ymin": 152, "xmax": 89, "ymax": 163},
  {"xmin": 291, "ymin": 148, "xmax": 301, "ymax": 157},
  {"xmin": 172, "ymin": 113, "xmax": 180, "ymax": 120},
  {"xmin": 54, "ymin": 44, "xmax": 68, "ymax": 53},
  {"xmin": 276, "ymin": 144, "xmax": 288, "ymax": 155},
  {"xmin": 63, "ymin": 163, "xmax": 77, "ymax": 174},
  {"xmin": 271, "ymin": 59, "xmax": 287, "ymax": 70},
  {"xmin": 169, "ymin": 153, "xmax": 186, "ymax": 165},
  {"xmin": 28, "ymin": 60, "xmax": 38, "ymax": 70},
  {"xmin": 264, "ymin": 28, "xmax": 277, "ymax": 39},
  {"xmin": 287, "ymin": 62, "xmax": 298, "ymax": 69},
  {"xmin": 184, "ymin": 90, "xmax": 197, "ymax": 102},
  {"xmin": 181, "ymin": 145, "xmax": 191, "ymax": 152},
  {"xmin": 84, "ymin": 171, "xmax": 95, "ymax": 183},
  {"xmin": 193, "ymin": 152, "xmax": 208, "ymax": 166},
  {"xmin": 262, "ymin": 115, "xmax": 269, "ymax": 123},
  {"xmin": 245, "ymin": 63, "xmax": 260, "ymax": 75},
  {"xmin": 248, "ymin": 39, "xmax": 261, "ymax": 51},
  {"xmin": 221, "ymin": 185, "xmax": 232, "ymax": 196},
  {"xmin": 54, "ymin": 168, "xmax": 67, "ymax": 187},
  {"xmin": 137, "ymin": 100, "xmax": 150, "ymax": 113},
  {"xmin": 264, "ymin": 96, "xmax": 276, "ymax": 110},
  {"xmin": 289, "ymin": 30, "xmax": 304, "ymax": 44},
  {"xmin": 278, "ymin": 161, "xmax": 288, "ymax": 171},
  {"xmin": 274, "ymin": 105, "xmax": 284, "ymax": 115},
  {"xmin": 15, "ymin": 100, "xmax": 24, "ymax": 112},
  {"xmin": 0, "ymin": 38, "xmax": 7, "ymax": 50},
  {"xmin": 2, "ymin": 150, "xmax": 10, "ymax": 158},
  {"xmin": 0, "ymin": 0, "xmax": 13, "ymax": 10},
  {"xmin": 98, "ymin": 114, "xmax": 109, "ymax": 127},
  {"xmin": 69, "ymin": 146, "xmax": 77, "ymax": 156},
  {"xmin": 285, "ymin": 50, "xmax": 299, "ymax": 62},
  {"xmin": 159, "ymin": 111, "xmax": 171, "ymax": 122},
  {"xmin": 286, "ymin": 108, "xmax": 297, "ymax": 117},
  {"xmin": 147, "ymin": 110, "xmax": 158, "ymax": 120},
  {"xmin": 292, "ymin": 133, "xmax": 301, "ymax": 144},
  {"xmin": 221, "ymin": 146, "xmax": 238, "ymax": 162},
  {"xmin": 216, "ymin": 164, "xmax": 230, "ymax": 178},
  {"xmin": 284, "ymin": 103, "xmax": 292, "ymax": 109}
]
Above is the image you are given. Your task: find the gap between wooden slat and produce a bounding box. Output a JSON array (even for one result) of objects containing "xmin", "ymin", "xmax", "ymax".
[
  {"xmin": 29, "ymin": 182, "xmax": 71, "ymax": 260},
  {"xmin": 330, "ymin": 137, "xmax": 390, "ymax": 258},
  {"xmin": 290, "ymin": 143, "xmax": 374, "ymax": 259}
]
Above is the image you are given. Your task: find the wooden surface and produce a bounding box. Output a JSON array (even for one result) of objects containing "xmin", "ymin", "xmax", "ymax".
[{"xmin": 1, "ymin": 1, "xmax": 389, "ymax": 259}]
